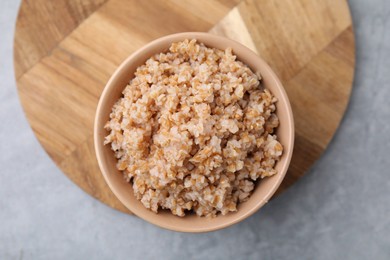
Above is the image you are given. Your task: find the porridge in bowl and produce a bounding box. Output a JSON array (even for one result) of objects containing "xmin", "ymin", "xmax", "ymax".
[{"xmin": 104, "ymin": 39, "xmax": 283, "ymax": 217}]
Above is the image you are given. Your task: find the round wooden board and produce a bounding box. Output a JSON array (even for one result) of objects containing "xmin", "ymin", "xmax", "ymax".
[{"xmin": 14, "ymin": 0, "xmax": 355, "ymax": 214}]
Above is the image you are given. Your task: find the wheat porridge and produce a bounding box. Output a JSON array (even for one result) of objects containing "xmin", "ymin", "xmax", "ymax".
[{"xmin": 104, "ymin": 39, "xmax": 283, "ymax": 217}]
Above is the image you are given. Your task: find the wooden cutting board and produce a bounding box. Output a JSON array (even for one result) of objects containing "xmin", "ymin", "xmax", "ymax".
[{"xmin": 14, "ymin": 0, "xmax": 355, "ymax": 214}]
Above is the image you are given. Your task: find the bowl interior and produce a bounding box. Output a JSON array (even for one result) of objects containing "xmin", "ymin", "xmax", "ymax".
[{"xmin": 94, "ymin": 32, "xmax": 294, "ymax": 232}]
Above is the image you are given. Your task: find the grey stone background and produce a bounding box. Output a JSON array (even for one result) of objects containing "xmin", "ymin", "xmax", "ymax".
[{"xmin": 1, "ymin": 0, "xmax": 389, "ymax": 259}]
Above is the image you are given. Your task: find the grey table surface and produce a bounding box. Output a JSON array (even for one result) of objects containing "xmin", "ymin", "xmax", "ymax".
[{"xmin": 1, "ymin": 0, "xmax": 389, "ymax": 259}]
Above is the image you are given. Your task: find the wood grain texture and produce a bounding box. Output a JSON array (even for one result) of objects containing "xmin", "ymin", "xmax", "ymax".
[
  {"xmin": 14, "ymin": 0, "xmax": 108, "ymax": 79},
  {"xmin": 14, "ymin": 0, "xmax": 355, "ymax": 214}
]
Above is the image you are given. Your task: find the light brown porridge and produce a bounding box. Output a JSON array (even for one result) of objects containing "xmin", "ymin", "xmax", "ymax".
[{"xmin": 104, "ymin": 39, "xmax": 283, "ymax": 217}]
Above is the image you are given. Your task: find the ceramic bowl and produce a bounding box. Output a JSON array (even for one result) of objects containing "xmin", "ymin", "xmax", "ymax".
[{"xmin": 94, "ymin": 32, "xmax": 294, "ymax": 232}]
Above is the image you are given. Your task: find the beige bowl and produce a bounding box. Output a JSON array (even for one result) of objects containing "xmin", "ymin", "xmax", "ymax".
[{"xmin": 94, "ymin": 32, "xmax": 294, "ymax": 232}]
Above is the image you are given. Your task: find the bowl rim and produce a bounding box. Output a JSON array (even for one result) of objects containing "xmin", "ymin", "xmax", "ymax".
[{"xmin": 94, "ymin": 32, "xmax": 294, "ymax": 232}]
